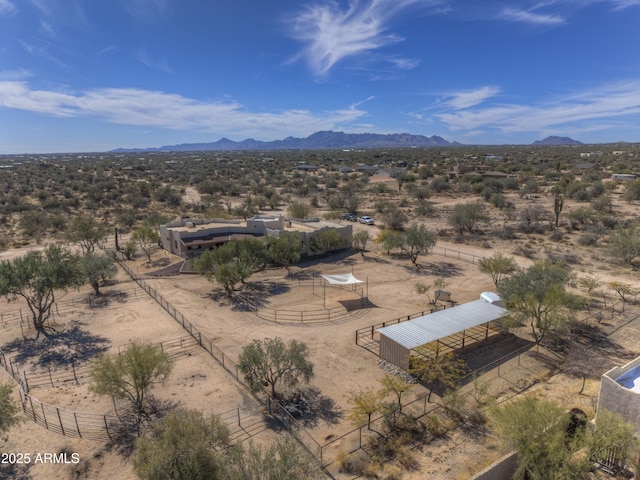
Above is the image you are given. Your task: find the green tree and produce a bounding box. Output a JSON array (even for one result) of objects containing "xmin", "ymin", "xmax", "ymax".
[
  {"xmin": 132, "ymin": 225, "xmax": 160, "ymax": 261},
  {"xmin": 267, "ymin": 232, "xmax": 304, "ymax": 274},
  {"xmin": 311, "ymin": 229, "xmax": 345, "ymax": 253},
  {"xmin": 214, "ymin": 262, "xmax": 249, "ymax": 296},
  {"xmin": 90, "ymin": 340, "xmax": 173, "ymax": 428},
  {"xmin": 238, "ymin": 337, "xmax": 314, "ymax": 398},
  {"xmin": 65, "ymin": 215, "xmax": 109, "ymax": 254},
  {"xmin": 409, "ymin": 350, "xmax": 466, "ymax": 401},
  {"xmin": 346, "ymin": 387, "xmax": 382, "ymax": 430},
  {"xmin": 0, "ymin": 244, "xmax": 84, "ymax": 336},
  {"xmin": 380, "ymin": 374, "xmax": 412, "ymax": 413},
  {"xmin": 498, "ymin": 260, "xmax": 574, "ymax": 345},
  {"xmin": 401, "ymin": 223, "xmax": 436, "ymax": 264},
  {"xmin": 374, "ymin": 229, "xmax": 404, "ymax": 255},
  {"xmin": 478, "ymin": 252, "xmax": 519, "ymax": 288},
  {"xmin": 382, "ymin": 206, "xmax": 408, "ymax": 231},
  {"xmin": 226, "ymin": 436, "xmax": 324, "ymax": 480},
  {"xmin": 0, "ymin": 382, "xmax": 21, "ymax": 435},
  {"xmin": 134, "ymin": 409, "xmax": 229, "ymax": 480},
  {"xmin": 448, "ymin": 202, "xmax": 487, "ymax": 235},
  {"xmin": 607, "ymin": 226, "xmax": 640, "ymax": 265},
  {"xmin": 590, "ymin": 410, "xmax": 639, "ymax": 472},
  {"xmin": 491, "ymin": 396, "xmax": 590, "ymax": 480},
  {"xmin": 82, "ymin": 251, "xmax": 118, "ymax": 295},
  {"xmin": 287, "ymin": 201, "xmax": 312, "ymax": 220},
  {"xmin": 415, "ymin": 277, "xmax": 448, "ymax": 305},
  {"xmin": 352, "ymin": 230, "xmax": 370, "ymax": 256}
]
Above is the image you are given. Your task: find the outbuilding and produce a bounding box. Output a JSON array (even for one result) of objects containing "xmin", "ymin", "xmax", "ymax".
[{"xmin": 377, "ymin": 294, "xmax": 508, "ymax": 370}]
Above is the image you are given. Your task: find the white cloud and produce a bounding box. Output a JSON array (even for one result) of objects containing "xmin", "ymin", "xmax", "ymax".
[
  {"xmin": 121, "ymin": 0, "xmax": 170, "ymax": 21},
  {"xmin": 444, "ymin": 86, "xmax": 501, "ymax": 110},
  {"xmin": 499, "ymin": 7, "xmax": 565, "ymax": 25},
  {"xmin": 137, "ymin": 49, "xmax": 171, "ymax": 73},
  {"xmin": 435, "ymin": 80, "xmax": 640, "ymax": 135},
  {"xmin": 0, "ymin": 0, "xmax": 16, "ymax": 15},
  {"xmin": 609, "ymin": 0, "xmax": 640, "ymax": 9},
  {"xmin": 289, "ymin": 0, "xmax": 445, "ymax": 75},
  {"xmin": 0, "ymin": 82, "xmax": 368, "ymax": 139}
]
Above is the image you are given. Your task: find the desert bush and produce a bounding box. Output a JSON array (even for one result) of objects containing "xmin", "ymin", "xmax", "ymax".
[
  {"xmin": 548, "ymin": 229, "xmax": 564, "ymax": 242},
  {"xmin": 425, "ymin": 415, "xmax": 447, "ymax": 438},
  {"xmin": 337, "ymin": 449, "xmax": 370, "ymax": 475}
]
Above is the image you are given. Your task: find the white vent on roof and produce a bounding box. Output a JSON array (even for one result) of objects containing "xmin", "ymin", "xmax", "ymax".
[{"xmin": 480, "ymin": 292, "xmax": 503, "ymax": 307}]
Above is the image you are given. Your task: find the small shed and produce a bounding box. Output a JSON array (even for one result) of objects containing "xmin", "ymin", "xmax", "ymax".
[{"xmin": 377, "ymin": 295, "xmax": 508, "ymax": 371}]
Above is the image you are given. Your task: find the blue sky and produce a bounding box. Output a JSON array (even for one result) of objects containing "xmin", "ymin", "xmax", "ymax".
[{"xmin": 1, "ymin": 0, "xmax": 639, "ymax": 153}]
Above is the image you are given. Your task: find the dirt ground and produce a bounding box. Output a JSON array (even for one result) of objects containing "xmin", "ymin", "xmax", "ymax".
[{"xmin": 2, "ymin": 186, "xmax": 640, "ymax": 480}]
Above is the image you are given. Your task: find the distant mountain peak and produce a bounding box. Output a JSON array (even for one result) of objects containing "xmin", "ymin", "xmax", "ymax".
[
  {"xmin": 110, "ymin": 131, "xmax": 454, "ymax": 152},
  {"xmin": 533, "ymin": 136, "xmax": 583, "ymax": 145}
]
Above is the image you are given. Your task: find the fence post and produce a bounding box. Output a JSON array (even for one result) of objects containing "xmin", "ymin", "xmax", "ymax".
[
  {"xmin": 104, "ymin": 416, "xmax": 112, "ymax": 441},
  {"xmin": 41, "ymin": 402, "xmax": 48, "ymax": 428},
  {"xmin": 237, "ymin": 408, "xmax": 241, "ymax": 427},
  {"xmin": 198, "ymin": 332, "xmax": 202, "ymax": 346},
  {"xmin": 57, "ymin": 407, "xmax": 65, "ymax": 436},
  {"xmin": 74, "ymin": 412, "xmax": 81, "ymax": 438},
  {"xmin": 49, "ymin": 367, "xmax": 54, "ymax": 388},
  {"xmin": 72, "ymin": 363, "xmax": 79, "ymax": 384}
]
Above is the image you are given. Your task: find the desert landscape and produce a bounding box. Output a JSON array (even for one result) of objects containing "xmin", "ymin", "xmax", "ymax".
[{"xmin": 1, "ymin": 146, "xmax": 640, "ymax": 479}]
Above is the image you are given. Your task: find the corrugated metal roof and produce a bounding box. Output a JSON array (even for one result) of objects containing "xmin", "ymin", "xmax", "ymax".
[{"xmin": 377, "ymin": 300, "xmax": 508, "ymax": 349}]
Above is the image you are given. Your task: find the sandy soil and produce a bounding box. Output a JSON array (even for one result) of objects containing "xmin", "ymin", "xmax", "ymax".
[{"xmin": 2, "ymin": 188, "xmax": 640, "ymax": 480}]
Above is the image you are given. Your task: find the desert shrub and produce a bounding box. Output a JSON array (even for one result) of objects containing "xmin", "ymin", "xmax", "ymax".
[
  {"xmin": 443, "ymin": 389, "xmax": 466, "ymax": 423},
  {"xmin": 337, "ymin": 449, "xmax": 370, "ymax": 475},
  {"xmin": 395, "ymin": 446, "xmax": 420, "ymax": 471},
  {"xmin": 491, "ymin": 225, "xmax": 517, "ymax": 240},
  {"xmin": 425, "ymin": 415, "xmax": 447, "ymax": 438},
  {"xmin": 548, "ymin": 229, "xmax": 564, "ymax": 242},
  {"xmin": 380, "ymin": 464, "xmax": 404, "ymax": 480},
  {"xmin": 577, "ymin": 233, "xmax": 598, "ymax": 246},
  {"xmin": 467, "ymin": 406, "xmax": 488, "ymax": 426}
]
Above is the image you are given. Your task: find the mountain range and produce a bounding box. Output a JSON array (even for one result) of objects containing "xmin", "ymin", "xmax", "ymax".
[
  {"xmin": 110, "ymin": 131, "xmax": 585, "ymax": 153},
  {"xmin": 110, "ymin": 131, "xmax": 456, "ymax": 152}
]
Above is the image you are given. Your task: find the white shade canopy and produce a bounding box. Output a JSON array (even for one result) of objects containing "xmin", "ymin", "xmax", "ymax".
[{"xmin": 320, "ymin": 273, "xmax": 363, "ymax": 285}]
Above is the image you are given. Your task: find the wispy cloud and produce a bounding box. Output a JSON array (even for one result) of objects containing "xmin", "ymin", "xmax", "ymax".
[
  {"xmin": 0, "ymin": 82, "xmax": 368, "ymax": 139},
  {"xmin": 499, "ymin": 7, "xmax": 565, "ymax": 25},
  {"xmin": 0, "ymin": 0, "xmax": 16, "ymax": 15},
  {"xmin": 435, "ymin": 80, "xmax": 640, "ymax": 136},
  {"xmin": 121, "ymin": 0, "xmax": 170, "ymax": 21},
  {"xmin": 137, "ymin": 49, "xmax": 171, "ymax": 73},
  {"xmin": 443, "ymin": 86, "xmax": 501, "ymax": 110},
  {"xmin": 289, "ymin": 0, "xmax": 445, "ymax": 76},
  {"xmin": 608, "ymin": 0, "xmax": 640, "ymax": 9}
]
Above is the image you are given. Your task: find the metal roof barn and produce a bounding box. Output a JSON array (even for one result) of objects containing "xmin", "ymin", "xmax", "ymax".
[{"xmin": 377, "ymin": 299, "xmax": 508, "ymax": 370}]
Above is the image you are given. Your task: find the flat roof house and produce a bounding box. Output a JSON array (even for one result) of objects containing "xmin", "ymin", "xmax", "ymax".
[{"xmin": 160, "ymin": 216, "xmax": 352, "ymax": 258}]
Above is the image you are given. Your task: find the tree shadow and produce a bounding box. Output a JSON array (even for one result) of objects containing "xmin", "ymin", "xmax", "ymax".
[
  {"xmin": 3, "ymin": 321, "xmax": 110, "ymax": 368},
  {"xmin": 362, "ymin": 255, "xmax": 390, "ymax": 264},
  {"xmin": 110, "ymin": 397, "xmax": 181, "ymax": 458},
  {"xmin": 0, "ymin": 462, "xmax": 32, "ymax": 480},
  {"xmin": 206, "ymin": 281, "xmax": 291, "ymax": 312},
  {"xmin": 295, "ymin": 386, "xmax": 344, "ymax": 428},
  {"xmin": 406, "ymin": 261, "xmax": 464, "ymax": 277},
  {"xmin": 85, "ymin": 290, "xmax": 129, "ymax": 309}
]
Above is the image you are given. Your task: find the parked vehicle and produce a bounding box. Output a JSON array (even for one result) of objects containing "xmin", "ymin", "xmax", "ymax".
[
  {"xmin": 342, "ymin": 213, "xmax": 357, "ymax": 221},
  {"xmin": 358, "ymin": 216, "xmax": 374, "ymax": 225}
]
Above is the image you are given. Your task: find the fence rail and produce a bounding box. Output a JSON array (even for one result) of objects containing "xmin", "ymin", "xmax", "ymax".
[
  {"xmin": 0, "ymin": 284, "xmax": 144, "ymax": 334},
  {"xmin": 115, "ymin": 257, "xmax": 328, "ymax": 467}
]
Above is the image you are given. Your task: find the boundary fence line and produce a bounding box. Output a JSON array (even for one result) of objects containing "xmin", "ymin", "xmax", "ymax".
[
  {"xmin": 7, "ymin": 335, "xmax": 199, "ymax": 391},
  {"xmin": 115, "ymin": 257, "xmax": 327, "ymax": 469}
]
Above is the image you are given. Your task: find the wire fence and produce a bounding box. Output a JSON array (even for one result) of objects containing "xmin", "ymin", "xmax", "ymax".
[
  {"xmin": 115, "ymin": 256, "xmax": 327, "ymax": 466},
  {"xmin": 9, "ymin": 335, "xmax": 200, "ymax": 391},
  {"xmin": 0, "ymin": 284, "xmax": 144, "ymax": 334}
]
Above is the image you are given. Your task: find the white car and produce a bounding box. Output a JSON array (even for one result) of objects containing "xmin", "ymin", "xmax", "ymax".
[{"xmin": 358, "ymin": 216, "xmax": 374, "ymax": 225}]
